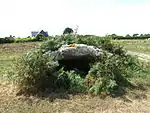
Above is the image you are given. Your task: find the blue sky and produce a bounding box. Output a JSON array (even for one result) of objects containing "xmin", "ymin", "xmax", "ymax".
[{"xmin": 0, "ymin": 0, "xmax": 150, "ymax": 37}]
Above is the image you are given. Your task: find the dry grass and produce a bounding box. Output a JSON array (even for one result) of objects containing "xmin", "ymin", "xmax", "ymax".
[
  {"xmin": 0, "ymin": 42, "xmax": 40, "ymax": 75},
  {"xmin": 113, "ymin": 39, "xmax": 150, "ymax": 54},
  {"xmin": 0, "ymin": 82, "xmax": 150, "ymax": 113},
  {"xmin": 0, "ymin": 42, "xmax": 40, "ymax": 54}
]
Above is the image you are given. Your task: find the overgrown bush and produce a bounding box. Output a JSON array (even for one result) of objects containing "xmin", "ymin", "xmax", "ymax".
[
  {"xmin": 14, "ymin": 49, "xmax": 59, "ymax": 93},
  {"xmin": 55, "ymin": 68, "xmax": 86, "ymax": 93},
  {"xmin": 14, "ymin": 34, "xmax": 144, "ymax": 95},
  {"xmin": 86, "ymin": 54, "xmax": 136, "ymax": 95},
  {"xmin": 0, "ymin": 37, "xmax": 15, "ymax": 43}
]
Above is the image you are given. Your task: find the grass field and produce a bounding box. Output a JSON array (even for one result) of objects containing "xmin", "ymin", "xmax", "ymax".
[
  {"xmin": 0, "ymin": 42, "xmax": 40, "ymax": 75},
  {"xmin": 0, "ymin": 40, "xmax": 150, "ymax": 113},
  {"xmin": 113, "ymin": 39, "xmax": 150, "ymax": 54}
]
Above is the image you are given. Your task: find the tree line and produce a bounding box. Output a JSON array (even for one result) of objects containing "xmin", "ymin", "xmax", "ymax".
[
  {"xmin": 108, "ymin": 33, "xmax": 150, "ymax": 39},
  {"xmin": 1, "ymin": 27, "xmax": 150, "ymax": 44}
]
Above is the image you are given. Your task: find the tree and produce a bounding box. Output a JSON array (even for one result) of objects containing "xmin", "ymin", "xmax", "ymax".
[
  {"xmin": 125, "ymin": 34, "xmax": 131, "ymax": 37},
  {"xmin": 107, "ymin": 34, "xmax": 117, "ymax": 39},
  {"xmin": 63, "ymin": 27, "xmax": 74, "ymax": 34},
  {"xmin": 133, "ymin": 33, "xmax": 139, "ymax": 37},
  {"xmin": 35, "ymin": 34, "xmax": 45, "ymax": 41},
  {"xmin": 125, "ymin": 34, "xmax": 131, "ymax": 39}
]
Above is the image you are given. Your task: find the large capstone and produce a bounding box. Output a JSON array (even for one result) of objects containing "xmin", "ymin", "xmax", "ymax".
[{"xmin": 45, "ymin": 44, "xmax": 103, "ymax": 74}]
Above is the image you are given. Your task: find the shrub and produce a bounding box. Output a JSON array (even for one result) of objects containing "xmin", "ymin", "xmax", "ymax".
[
  {"xmin": 14, "ymin": 48, "xmax": 59, "ymax": 93},
  {"xmin": 86, "ymin": 54, "xmax": 133, "ymax": 95},
  {"xmin": 0, "ymin": 37, "xmax": 15, "ymax": 43},
  {"xmin": 66, "ymin": 70, "xmax": 87, "ymax": 93},
  {"xmin": 54, "ymin": 68, "xmax": 86, "ymax": 93},
  {"xmin": 35, "ymin": 34, "xmax": 46, "ymax": 41},
  {"xmin": 14, "ymin": 34, "xmax": 144, "ymax": 95}
]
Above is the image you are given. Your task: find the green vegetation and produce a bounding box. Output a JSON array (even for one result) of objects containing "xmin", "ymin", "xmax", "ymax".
[
  {"xmin": 1, "ymin": 32, "xmax": 150, "ymax": 44},
  {"xmin": 0, "ymin": 37, "xmax": 36, "ymax": 44},
  {"xmin": 14, "ymin": 37, "xmax": 36, "ymax": 43},
  {"xmin": 0, "ymin": 35, "xmax": 51, "ymax": 44},
  {"xmin": 10, "ymin": 35, "xmax": 150, "ymax": 96}
]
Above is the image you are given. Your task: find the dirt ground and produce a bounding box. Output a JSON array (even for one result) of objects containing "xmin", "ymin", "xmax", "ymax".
[{"xmin": 0, "ymin": 82, "xmax": 150, "ymax": 113}]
